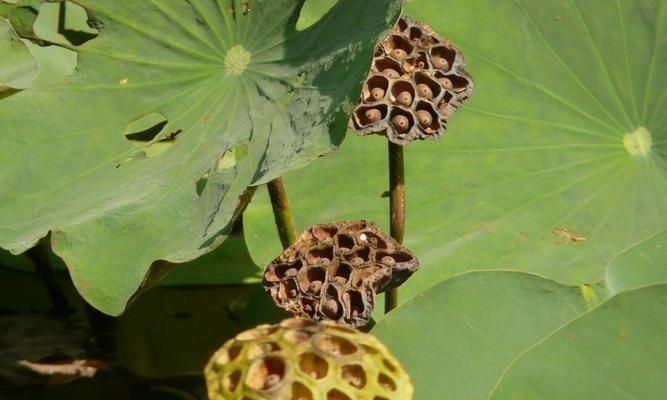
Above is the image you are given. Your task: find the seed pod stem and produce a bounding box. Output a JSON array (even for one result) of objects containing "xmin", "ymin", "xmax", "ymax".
[
  {"xmin": 386, "ymin": 142, "xmax": 405, "ymax": 313},
  {"xmin": 267, "ymin": 177, "xmax": 298, "ymax": 249}
]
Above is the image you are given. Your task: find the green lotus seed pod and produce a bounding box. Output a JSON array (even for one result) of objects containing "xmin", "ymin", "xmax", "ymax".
[{"xmin": 204, "ymin": 318, "xmax": 414, "ymax": 400}]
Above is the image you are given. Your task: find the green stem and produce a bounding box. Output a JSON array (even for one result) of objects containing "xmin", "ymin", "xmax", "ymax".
[
  {"xmin": 267, "ymin": 177, "xmax": 298, "ymax": 249},
  {"xmin": 386, "ymin": 142, "xmax": 405, "ymax": 313}
]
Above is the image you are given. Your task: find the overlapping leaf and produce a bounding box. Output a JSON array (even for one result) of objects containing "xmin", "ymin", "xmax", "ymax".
[
  {"xmin": 244, "ymin": 0, "xmax": 667, "ymax": 302},
  {"xmin": 0, "ymin": 16, "xmax": 37, "ymax": 89},
  {"xmin": 0, "ymin": 0, "xmax": 400, "ymax": 314}
]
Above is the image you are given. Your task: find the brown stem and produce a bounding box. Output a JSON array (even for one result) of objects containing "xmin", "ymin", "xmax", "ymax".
[
  {"xmin": 267, "ymin": 177, "xmax": 298, "ymax": 249},
  {"xmin": 386, "ymin": 142, "xmax": 405, "ymax": 313},
  {"xmin": 25, "ymin": 239, "xmax": 71, "ymax": 315}
]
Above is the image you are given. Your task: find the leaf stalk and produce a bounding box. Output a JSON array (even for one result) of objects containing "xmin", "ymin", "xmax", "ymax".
[
  {"xmin": 267, "ymin": 177, "xmax": 298, "ymax": 249},
  {"xmin": 386, "ymin": 142, "xmax": 405, "ymax": 313}
]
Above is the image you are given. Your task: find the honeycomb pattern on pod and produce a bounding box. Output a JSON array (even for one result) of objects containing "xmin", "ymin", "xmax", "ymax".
[{"xmin": 350, "ymin": 16, "xmax": 474, "ymax": 145}]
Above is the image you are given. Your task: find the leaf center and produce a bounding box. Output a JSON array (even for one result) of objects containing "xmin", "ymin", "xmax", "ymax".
[
  {"xmin": 224, "ymin": 45, "xmax": 252, "ymax": 75},
  {"xmin": 623, "ymin": 127, "xmax": 652, "ymax": 156}
]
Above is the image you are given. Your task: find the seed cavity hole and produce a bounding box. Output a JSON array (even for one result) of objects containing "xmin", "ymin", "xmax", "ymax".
[
  {"xmin": 314, "ymin": 334, "xmax": 357, "ymax": 356},
  {"xmin": 378, "ymin": 373, "xmax": 397, "ymax": 392},
  {"xmin": 327, "ymin": 389, "xmax": 352, "ymax": 400},
  {"xmin": 292, "ymin": 381, "xmax": 313, "ymax": 400},
  {"xmin": 246, "ymin": 342, "xmax": 281, "ymax": 359},
  {"xmin": 298, "ymin": 352, "xmax": 328, "ymax": 379},
  {"xmin": 223, "ymin": 369, "xmax": 241, "ymax": 392},
  {"xmin": 245, "ymin": 356, "xmax": 286, "ymax": 391},
  {"xmin": 341, "ymin": 364, "xmax": 366, "ymax": 389}
]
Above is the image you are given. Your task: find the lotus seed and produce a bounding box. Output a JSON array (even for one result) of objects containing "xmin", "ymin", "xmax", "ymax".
[
  {"xmin": 396, "ymin": 91, "xmax": 413, "ymax": 106},
  {"xmin": 382, "ymin": 68, "xmax": 400, "ymax": 78},
  {"xmin": 370, "ymin": 87, "xmax": 385, "ymax": 100},
  {"xmin": 432, "ymin": 55, "xmax": 449, "ymax": 70},
  {"xmin": 391, "ymin": 48, "xmax": 407, "ymax": 60},
  {"xmin": 416, "ymin": 110, "xmax": 432, "ymax": 127},
  {"xmin": 364, "ymin": 109, "xmax": 382, "ymax": 123},
  {"xmin": 438, "ymin": 77, "xmax": 453, "ymax": 90},
  {"xmin": 417, "ymin": 83, "xmax": 433, "ymax": 98},
  {"xmin": 323, "ymin": 299, "xmax": 339, "ymax": 315},
  {"xmin": 381, "ymin": 256, "xmax": 396, "ymax": 266},
  {"xmin": 391, "ymin": 115, "xmax": 410, "ymax": 134}
]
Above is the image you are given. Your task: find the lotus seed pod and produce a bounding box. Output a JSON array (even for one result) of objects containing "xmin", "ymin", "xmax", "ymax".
[
  {"xmin": 382, "ymin": 68, "xmax": 400, "ymax": 78},
  {"xmin": 263, "ymin": 221, "xmax": 419, "ymax": 327},
  {"xmin": 350, "ymin": 16, "xmax": 474, "ymax": 144},
  {"xmin": 391, "ymin": 115, "xmax": 410, "ymax": 134},
  {"xmin": 365, "ymin": 109, "xmax": 382, "ymax": 123},
  {"xmin": 416, "ymin": 110, "xmax": 432, "ymax": 128},
  {"xmin": 370, "ymin": 87, "xmax": 385, "ymax": 101},
  {"xmin": 204, "ymin": 318, "xmax": 414, "ymax": 400},
  {"xmin": 396, "ymin": 91, "xmax": 413, "ymax": 107}
]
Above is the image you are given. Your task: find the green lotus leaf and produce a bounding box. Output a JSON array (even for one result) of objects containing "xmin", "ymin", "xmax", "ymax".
[
  {"xmin": 0, "ymin": 0, "xmax": 400, "ymax": 315},
  {"xmin": 488, "ymin": 283, "xmax": 667, "ymax": 399},
  {"xmin": 372, "ymin": 271, "xmax": 667, "ymax": 400},
  {"xmin": 0, "ymin": 0, "xmax": 41, "ymax": 38},
  {"xmin": 244, "ymin": 0, "xmax": 667, "ymax": 301}
]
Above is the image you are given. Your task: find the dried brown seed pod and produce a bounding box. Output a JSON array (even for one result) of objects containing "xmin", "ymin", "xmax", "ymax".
[
  {"xmin": 350, "ymin": 16, "xmax": 474, "ymax": 144},
  {"xmin": 263, "ymin": 221, "xmax": 419, "ymax": 327},
  {"xmin": 204, "ymin": 318, "xmax": 414, "ymax": 399}
]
